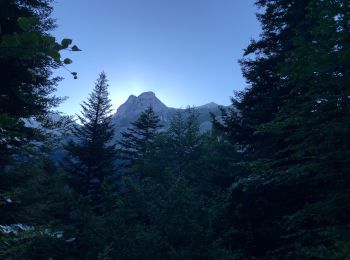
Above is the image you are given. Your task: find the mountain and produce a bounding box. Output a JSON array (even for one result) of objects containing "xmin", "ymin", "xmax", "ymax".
[
  {"xmin": 114, "ymin": 92, "xmax": 168, "ymax": 118},
  {"xmin": 29, "ymin": 92, "xmax": 222, "ymax": 142},
  {"xmin": 111, "ymin": 91, "xmax": 222, "ymax": 138},
  {"xmin": 42, "ymin": 92, "xmax": 222, "ymax": 160}
]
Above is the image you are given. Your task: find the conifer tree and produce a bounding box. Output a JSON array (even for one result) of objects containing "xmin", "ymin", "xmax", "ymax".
[
  {"xmin": 64, "ymin": 72, "xmax": 117, "ymax": 212},
  {"xmin": 215, "ymin": 0, "xmax": 350, "ymax": 258},
  {"xmin": 118, "ymin": 106, "xmax": 162, "ymax": 170},
  {"xmin": 0, "ymin": 156, "xmax": 74, "ymax": 259},
  {"xmin": 0, "ymin": 1, "xmax": 78, "ymax": 257},
  {"xmin": 165, "ymin": 108, "xmax": 202, "ymax": 176},
  {"xmin": 0, "ymin": 0, "xmax": 79, "ymax": 167}
]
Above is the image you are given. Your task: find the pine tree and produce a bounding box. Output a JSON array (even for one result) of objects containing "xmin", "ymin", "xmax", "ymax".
[
  {"xmin": 0, "ymin": 156, "xmax": 74, "ymax": 259},
  {"xmin": 105, "ymin": 174, "xmax": 215, "ymax": 259},
  {"xmin": 165, "ymin": 108, "xmax": 202, "ymax": 176},
  {"xmin": 0, "ymin": 0, "xmax": 78, "ymax": 167},
  {"xmin": 64, "ymin": 72, "xmax": 117, "ymax": 212},
  {"xmin": 118, "ymin": 106, "xmax": 162, "ymax": 170},
  {"xmin": 216, "ymin": 0, "xmax": 350, "ymax": 258},
  {"xmin": 0, "ymin": 1, "xmax": 78, "ymax": 257}
]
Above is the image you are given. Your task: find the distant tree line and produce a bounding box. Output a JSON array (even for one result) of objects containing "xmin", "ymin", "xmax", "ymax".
[{"xmin": 1, "ymin": 0, "xmax": 349, "ymax": 259}]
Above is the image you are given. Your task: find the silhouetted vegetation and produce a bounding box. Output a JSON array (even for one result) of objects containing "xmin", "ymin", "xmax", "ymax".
[{"xmin": 1, "ymin": 0, "xmax": 349, "ymax": 259}]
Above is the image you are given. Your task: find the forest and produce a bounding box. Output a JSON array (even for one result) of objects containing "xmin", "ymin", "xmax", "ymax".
[{"xmin": 0, "ymin": 0, "xmax": 349, "ymax": 259}]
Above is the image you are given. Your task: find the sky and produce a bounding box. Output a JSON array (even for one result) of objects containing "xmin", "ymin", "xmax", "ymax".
[{"xmin": 52, "ymin": 0, "xmax": 261, "ymax": 114}]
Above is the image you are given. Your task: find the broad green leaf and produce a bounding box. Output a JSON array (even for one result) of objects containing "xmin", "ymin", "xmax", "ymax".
[
  {"xmin": 71, "ymin": 45, "xmax": 81, "ymax": 51},
  {"xmin": 63, "ymin": 58, "xmax": 72, "ymax": 64},
  {"xmin": 18, "ymin": 32, "xmax": 39, "ymax": 46},
  {"xmin": 17, "ymin": 17, "xmax": 31, "ymax": 31},
  {"xmin": 61, "ymin": 38, "xmax": 72, "ymax": 48},
  {"xmin": 42, "ymin": 36, "xmax": 56, "ymax": 47},
  {"xmin": 47, "ymin": 49, "xmax": 61, "ymax": 62}
]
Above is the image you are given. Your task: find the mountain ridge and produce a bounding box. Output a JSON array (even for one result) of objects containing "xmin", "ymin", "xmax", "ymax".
[{"xmin": 111, "ymin": 91, "xmax": 222, "ymax": 138}]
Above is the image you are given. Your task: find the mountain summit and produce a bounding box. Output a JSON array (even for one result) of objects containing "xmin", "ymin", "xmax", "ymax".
[
  {"xmin": 114, "ymin": 91, "xmax": 168, "ymax": 121},
  {"xmin": 111, "ymin": 91, "xmax": 222, "ymax": 139}
]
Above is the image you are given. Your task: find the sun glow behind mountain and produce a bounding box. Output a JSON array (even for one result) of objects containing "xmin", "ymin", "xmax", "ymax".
[
  {"xmin": 109, "ymin": 79, "xmax": 158, "ymax": 112},
  {"xmin": 52, "ymin": 0, "xmax": 260, "ymax": 115}
]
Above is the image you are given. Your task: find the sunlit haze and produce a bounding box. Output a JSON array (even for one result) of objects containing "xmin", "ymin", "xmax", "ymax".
[{"xmin": 52, "ymin": 0, "xmax": 260, "ymax": 114}]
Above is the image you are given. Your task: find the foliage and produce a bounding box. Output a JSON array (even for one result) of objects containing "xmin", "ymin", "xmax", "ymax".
[
  {"xmin": 117, "ymin": 106, "xmax": 162, "ymax": 174},
  {"xmin": 104, "ymin": 175, "xmax": 218, "ymax": 259},
  {"xmin": 0, "ymin": 156, "xmax": 74, "ymax": 259},
  {"xmin": 64, "ymin": 72, "xmax": 117, "ymax": 213},
  {"xmin": 1, "ymin": 0, "xmax": 349, "ymax": 258},
  {"xmin": 214, "ymin": 0, "xmax": 350, "ymax": 258},
  {"xmin": 164, "ymin": 108, "xmax": 202, "ymax": 176},
  {"xmin": 0, "ymin": 0, "xmax": 79, "ymax": 167}
]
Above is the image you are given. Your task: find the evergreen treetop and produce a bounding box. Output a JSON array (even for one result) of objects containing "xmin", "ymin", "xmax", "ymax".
[
  {"xmin": 118, "ymin": 106, "xmax": 162, "ymax": 166},
  {"xmin": 64, "ymin": 72, "xmax": 117, "ymax": 212}
]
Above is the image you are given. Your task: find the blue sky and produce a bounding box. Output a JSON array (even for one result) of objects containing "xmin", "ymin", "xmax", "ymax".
[{"xmin": 52, "ymin": 0, "xmax": 260, "ymax": 114}]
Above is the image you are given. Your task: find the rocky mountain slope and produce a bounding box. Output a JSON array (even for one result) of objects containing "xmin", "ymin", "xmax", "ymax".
[{"xmin": 111, "ymin": 91, "xmax": 222, "ymax": 138}]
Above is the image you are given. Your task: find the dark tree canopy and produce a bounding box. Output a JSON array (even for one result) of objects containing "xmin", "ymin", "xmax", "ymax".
[
  {"xmin": 0, "ymin": 0, "xmax": 79, "ymax": 167},
  {"xmin": 64, "ymin": 72, "xmax": 117, "ymax": 212},
  {"xmin": 0, "ymin": 1, "xmax": 79, "ymax": 258},
  {"xmin": 0, "ymin": 0, "xmax": 59, "ymax": 166},
  {"xmin": 118, "ymin": 106, "xmax": 162, "ymax": 169},
  {"xmin": 164, "ymin": 108, "xmax": 202, "ymax": 176},
  {"xmin": 214, "ymin": 0, "xmax": 350, "ymax": 258},
  {"xmin": 1, "ymin": 0, "xmax": 349, "ymax": 259}
]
